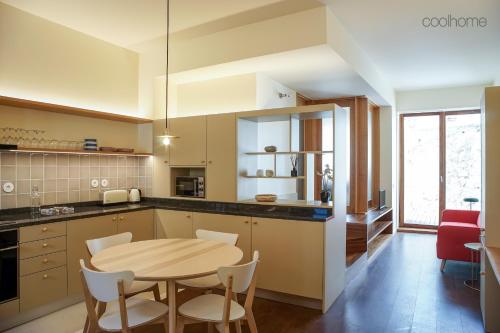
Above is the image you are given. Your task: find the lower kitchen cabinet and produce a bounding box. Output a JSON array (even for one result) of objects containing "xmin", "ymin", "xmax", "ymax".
[
  {"xmin": 155, "ymin": 209, "xmax": 193, "ymax": 239},
  {"xmin": 66, "ymin": 215, "xmax": 116, "ymax": 295},
  {"xmin": 20, "ymin": 266, "xmax": 67, "ymax": 312},
  {"xmin": 116, "ymin": 210, "xmax": 154, "ymax": 241},
  {"xmin": 251, "ymin": 217, "xmax": 324, "ymax": 299},
  {"xmin": 192, "ymin": 212, "xmax": 251, "ymax": 262}
]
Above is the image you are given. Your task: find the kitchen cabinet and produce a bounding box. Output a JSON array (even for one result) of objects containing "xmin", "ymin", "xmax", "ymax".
[
  {"xmin": 20, "ymin": 266, "xmax": 67, "ymax": 312},
  {"xmin": 169, "ymin": 116, "xmax": 207, "ymax": 166},
  {"xmin": 19, "ymin": 222, "xmax": 66, "ymax": 243},
  {"xmin": 116, "ymin": 210, "xmax": 154, "ymax": 241},
  {"xmin": 192, "ymin": 212, "xmax": 251, "ymax": 262},
  {"xmin": 155, "ymin": 209, "xmax": 193, "ymax": 239},
  {"xmin": 67, "ymin": 215, "xmax": 116, "ymax": 295},
  {"xmin": 250, "ymin": 217, "xmax": 324, "ymax": 299},
  {"xmin": 206, "ymin": 113, "xmax": 236, "ymax": 202}
]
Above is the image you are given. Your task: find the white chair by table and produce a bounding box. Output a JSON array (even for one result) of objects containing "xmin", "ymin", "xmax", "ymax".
[
  {"xmin": 80, "ymin": 260, "xmax": 169, "ymax": 333},
  {"xmin": 86, "ymin": 232, "xmax": 161, "ymax": 300},
  {"xmin": 176, "ymin": 229, "xmax": 239, "ymax": 291},
  {"xmin": 177, "ymin": 251, "xmax": 260, "ymax": 333}
]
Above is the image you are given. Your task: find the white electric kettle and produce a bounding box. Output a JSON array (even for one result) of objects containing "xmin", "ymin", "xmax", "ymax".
[{"xmin": 128, "ymin": 188, "xmax": 141, "ymax": 202}]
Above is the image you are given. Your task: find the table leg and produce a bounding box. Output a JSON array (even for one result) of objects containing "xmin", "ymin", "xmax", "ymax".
[{"xmin": 168, "ymin": 280, "xmax": 177, "ymax": 333}]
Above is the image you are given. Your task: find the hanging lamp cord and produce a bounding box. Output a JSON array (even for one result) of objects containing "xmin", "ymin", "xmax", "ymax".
[{"xmin": 165, "ymin": 0, "xmax": 170, "ymax": 129}]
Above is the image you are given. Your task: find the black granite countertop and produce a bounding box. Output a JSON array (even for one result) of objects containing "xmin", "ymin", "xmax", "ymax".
[{"xmin": 0, "ymin": 197, "xmax": 334, "ymax": 230}]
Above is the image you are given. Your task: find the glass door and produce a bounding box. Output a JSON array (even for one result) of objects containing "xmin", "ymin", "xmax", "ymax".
[{"xmin": 400, "ymin": 111, "xmax": 481, "ymax": 228}]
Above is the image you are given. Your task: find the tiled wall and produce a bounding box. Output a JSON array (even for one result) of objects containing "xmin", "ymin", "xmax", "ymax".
[{"xmin": 0, "ymin": 152, "xmax": 152, "ymax": 209}]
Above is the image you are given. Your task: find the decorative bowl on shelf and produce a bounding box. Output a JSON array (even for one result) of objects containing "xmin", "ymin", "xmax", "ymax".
[
  {"xmin": 255, "ymin": 194, "xmax": 277, "ymax": 202},
  {"xmin": 264, "ymin": 145, "xmax": 277, "ymax": 152}
]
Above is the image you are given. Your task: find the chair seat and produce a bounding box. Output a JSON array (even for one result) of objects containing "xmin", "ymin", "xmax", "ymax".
[
  {"xmin": 98, "ymin": 297, "xmax": 168, "ymax": 331},
  {"xmin": 178, "ymin": 294, "xmax": 245, "ymax": 322},
  {"xmin": 177, "ymin": 274, "xmax": 221, "ymax": 289},
  {"xmin": 126, "ymin": 280, "xmax": 157, "ymax": 295}
]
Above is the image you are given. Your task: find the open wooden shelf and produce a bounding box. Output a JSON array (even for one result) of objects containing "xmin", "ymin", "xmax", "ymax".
[
  {"xmin": 0, "ymin": 95, "xmax": 153, "ymax": 124},
  {"xmin": 245, "ymin": 150, "xmax": 333, "ymax": 155},
  {"xmin": 8, "ymin": 147, "xmax": 152, "ymax": 157},
  {"xmin": 244, "ymin": 175, "xmax": 305, "ymax": 179}
]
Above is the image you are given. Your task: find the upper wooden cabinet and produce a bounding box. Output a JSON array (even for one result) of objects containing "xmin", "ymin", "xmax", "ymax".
[
  {"xmin": 206, "ymin": 113, "xmax": 236, "ymax": 202},
  {"xmin": 169, "ymin": 116, "xmax": 207, "ymax": 166},
  {"xmin": 193, "ymin": 212, "xmax": 251, "ymax": 262},
  {"xmin": 116, "ymin": 210, "xmax": 154, "ymax": 241},
  {"xmin": 155, "ymin": 209, "xmax": 193, "ymax": 239}
]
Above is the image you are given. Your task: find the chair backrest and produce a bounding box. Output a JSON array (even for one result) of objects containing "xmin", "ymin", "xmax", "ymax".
[
  {"xmin": 196, "ymin": 229, "xmax": 239, "ymax": 246},
  {"xmin": 80, "ymin": 259, "xmax": 134, "ymax": 302},
  {"xmin": 86, "ymin": 232, "xmax": 133, "ymax": 256},
  {"xmin": 217, "ymin": 251, "xmax": 259, "ymax": 293}
]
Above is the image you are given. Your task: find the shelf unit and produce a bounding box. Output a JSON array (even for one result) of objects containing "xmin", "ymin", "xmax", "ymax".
[
  {"xmin": 5, "ymin": 147, "xmax": 152, "ymax": 157},
  {"xmin": 245, "ymin": 151, "xmax": 333, "ymax": 155},
  {"xmin": 243, "ymin": 175, "xmax": 305, "ymax": 179}
]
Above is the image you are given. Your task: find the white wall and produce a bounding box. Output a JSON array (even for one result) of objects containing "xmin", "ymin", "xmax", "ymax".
[
  {"xmin": 0, "ymin": 3, "xmax": 139, "ymax": 117},
  {"xmin": 256, "ymin": 73, "xmax": 297, "ymax": 109},
  {"xmin": 396, "ymin": 84, "xmax": 490, "ymax": 112}
]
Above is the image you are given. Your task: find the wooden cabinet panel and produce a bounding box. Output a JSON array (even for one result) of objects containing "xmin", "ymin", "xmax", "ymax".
[
  {"xmin": 20, "ymin": 222, "xmax": 66, "ymax": 243},
  {"xmin": 0, "ymin": 299, "xmax": 19, "ymax": 320},
  {"xmin": 20, "ymin": 251, "xmax": 66, "ymax": 276},
  {"xmin": 155, "ymin": 209, "xmax": 193, "ymax": 239},
  {"xmin": 193, "ymin": 212, "xmax": 251, "ymax": 262},
  {"xmin": 20, "ymin": 266, "xmax": 67, "ymax": 312},
  {"xmin": 19, "ymin": 236, "xmax": 66, "ymax": 259},
  {"xmin": 169, "ymin": 116, "xmax": 207, "ymax": 166},
  {"xmin": 206, "ymin": 113, "xmax": 236, "ymax": 202},
  {"xmin": 67, "ymin": 215, "xmax": 116, "ymax": 295},
  {"xmin": 251, "ymin": 217, "xmax": 324, "ymax": 299},
  {"xmin": 117, "ymin": 210, "xmax": 154, "ymax": 241}
]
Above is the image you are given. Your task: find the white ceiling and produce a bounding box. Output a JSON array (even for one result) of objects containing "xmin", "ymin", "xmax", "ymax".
[
  {"xmin": 325, "ymin": 0, "xmax": 500, "ymax": 91},
  {"xmin": 0, "ymin": 0, "xmax": 284, "ymax": 48}
]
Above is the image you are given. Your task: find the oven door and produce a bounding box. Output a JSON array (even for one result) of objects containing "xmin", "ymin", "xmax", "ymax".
[
  {"xmin": 175, "ymin": 177, "xmax": 198, "ymax": 197},
  {"xmin": 0, "ymin": 229, "xmax": 18, "ymax": 303}
]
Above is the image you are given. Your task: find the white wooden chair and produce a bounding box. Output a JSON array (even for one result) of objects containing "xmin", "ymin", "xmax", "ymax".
[
  {"xmin": 80, "ymin": 260, "xmax": 169, "ymax": 333},
  {"xmin": 177, "ymin": 229, "xmax": 239, "ymax": 290},
  {"xmin": 86, "ymin": 232, "xmax": 161, "ymax": 299},
  {"xmin": 177, "ymin": 251, "xmax": 260, "ymax": 333}
]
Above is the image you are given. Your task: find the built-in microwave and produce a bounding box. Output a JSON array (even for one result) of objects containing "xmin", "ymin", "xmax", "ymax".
[{"xmin": 175, "ymin": 176, "xmax": 205, "ymax": 198}]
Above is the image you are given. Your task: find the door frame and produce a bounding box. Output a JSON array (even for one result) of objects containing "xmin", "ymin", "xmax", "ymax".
[{"xmin": 399, "ymin": 109, "xmax": 480, "ymax": 229}]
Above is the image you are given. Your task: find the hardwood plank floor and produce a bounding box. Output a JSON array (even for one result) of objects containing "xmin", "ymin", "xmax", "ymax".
[{"xmin": 7, "ymin": 233, "xmax": 484, "ymax": 333}]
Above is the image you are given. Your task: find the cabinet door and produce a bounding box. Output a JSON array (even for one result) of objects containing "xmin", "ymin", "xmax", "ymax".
[
  {"xmin": 155, "ymin": 209, "xmax": 193, "ymax": 239},
  {"xmin": 193, "ymin": 212, "xmax": 251, "ymax": 262},
  {"xmin": 67, "ymin": 215, "xmax": 116, "ymax": 295},
  {"xmin": 117, "ymin": 210, "xmax": 154, "ymax": 241},
  {"xmin": 206, "ymin": 113, "xmax": 236, "ymax": 202},
  {"xmin": 20, "ymin": 266, "xmax": 67, "ymax": 312},
  {"xmin": 169, "ymin": 116, "xmax": 207, "ymax": 166},
  {"xmin": 251, "ymin": 217, "xmax": 324, "ymax": 299}
]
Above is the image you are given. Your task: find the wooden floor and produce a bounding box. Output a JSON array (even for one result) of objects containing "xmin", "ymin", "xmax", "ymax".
[{"xmin": 8, "ymin": 233, "xmax": 484, "ymax": 333}]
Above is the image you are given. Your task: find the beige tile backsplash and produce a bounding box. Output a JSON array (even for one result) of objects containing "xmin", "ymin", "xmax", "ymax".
[{"xmin": 0, "ymin": 152, "xmax": 152, "ymax": 209}]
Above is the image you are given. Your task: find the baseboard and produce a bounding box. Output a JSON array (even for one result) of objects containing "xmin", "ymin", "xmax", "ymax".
[{"xmin": 398, "ymin": 227, "xmax": 437, "ymax": 234}]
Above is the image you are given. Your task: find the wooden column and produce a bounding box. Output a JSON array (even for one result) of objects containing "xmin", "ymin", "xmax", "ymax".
[
  {"xmin": 303, "ymin": 119, "xmax": 323, "ymax": 200},
  {"xmin": 352, "ymin": 97, "xmax": 369, "ymax": 213}
]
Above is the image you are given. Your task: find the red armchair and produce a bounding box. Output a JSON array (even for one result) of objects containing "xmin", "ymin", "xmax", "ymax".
[{"xmin": 436, "ymin": 209, "xmax": 481, "ymax": 272}]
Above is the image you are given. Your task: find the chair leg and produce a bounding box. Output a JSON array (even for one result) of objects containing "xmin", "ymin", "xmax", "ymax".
[
  {"xmin": 83, "ymin": 316, "xmax": 90, "ymax": 333},
  {"xmin": 176, "ymin": 316, "xmax": 185, "ymax": 333},
  {"xmin": 97, "ymin": 301, "xmax": 107, "ymax": 318},
  {"xmin": 153, "ymin": 283, "xmax": 162, "ymax": 302},
  {"xmin": 440, "ymin": 259, "xmax": 447, "ymax": 272},
  {"xmin": 246, "ymin": 310, "xmax": 258, "ymax": 333},
  {"xmin": 235, "ymin": 320, "xmax": 243, "ymax": 333},
  {"xmin": 223, "ymin": 324, "xmax": 230, "ymax": 333}
]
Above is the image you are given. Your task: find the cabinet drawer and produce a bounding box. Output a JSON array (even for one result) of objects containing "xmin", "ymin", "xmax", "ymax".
[
  {"xmin": 20, "ymin": 251, "xmax": 67, "ymax": 276},
  {"xmin": 20, "ymin": 266, "xmax": 67, "ymax": 312},
  {"xmin": 19, "ymin": 236, "xmax": 66, "ymax": 259},
  {"xmin": 20, "ymin": 222, "xmax": 66, "ymax": 243}
]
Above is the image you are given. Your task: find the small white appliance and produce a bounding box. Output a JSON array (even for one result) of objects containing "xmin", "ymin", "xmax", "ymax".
[
  {"xmin": 100, "ymin": 190, "xmax": 128, "ymax": 205},
  {"xmin": 128, "ymin": 188, "xmax": 141, "ymax": 202}
]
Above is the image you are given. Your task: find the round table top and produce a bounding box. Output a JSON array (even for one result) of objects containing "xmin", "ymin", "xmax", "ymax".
[
  {"xmin": 464, "ymin": 242, "xmax": 482, "ymax": 251},
  {"xmin": 90, "ymin": 238, "xmax": 244, "ymax": 281}
]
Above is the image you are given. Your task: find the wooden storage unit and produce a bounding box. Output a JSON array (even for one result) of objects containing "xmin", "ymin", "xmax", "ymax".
[
  {"xmin": 0, "ymin": 300, "xmax": 19, "ymax": 320},
  {"xmin": 169, "ymin": 116, "xmax": 207, "ymax": 166},
  {"xmin": 20, "ymin": 251, "xmax": 67, "ymax": 276},
  {"xmin": 19, "ymin": 236, "xmax": 66, "ymax": 259},
  {"xmin": 116, "ymin": 210, "xmax": 155, "ymax": 241},
  {"xmin": 19, "ymin": 222, "xmax": 66, "ymax": 243},
  {"xmin": 192, "ymin": 212, "xmax": 251, "ymax": 262},
  {"xmin": 206, "ymin": 113, "xmax": 237, "ymax": 202},
  {"xmin": 250, "ymin": 217, "xmax": 324, "ymax": 299},
  {"xmin": 346, "ymin": 207, "xmax": 393, "ymax": 266},
  {"xmin": 20, "ymin": 266, "xmax": 67, "ymax": 312},
  {"xmin": 155, "ymin": 209, "xmax": 193, "ymax": 239}
]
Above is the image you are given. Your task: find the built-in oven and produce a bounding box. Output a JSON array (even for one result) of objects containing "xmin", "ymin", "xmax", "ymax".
[
  {"xmin": 0, "ymin": 229, "xmax": 18, "ymax": 303},
  {"xmin": 175, "ymin": 176, "xmax": 205, "ymax": 198}
]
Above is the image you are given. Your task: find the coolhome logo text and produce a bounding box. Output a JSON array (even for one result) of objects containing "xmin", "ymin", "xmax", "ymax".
[{"xmin": 422, "ymin": 15, "xmax": 487, "ymax": 28}]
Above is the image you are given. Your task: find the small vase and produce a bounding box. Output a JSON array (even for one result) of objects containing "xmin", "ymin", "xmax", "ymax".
[
  {"xmin": 320, "ymin": 190, "xmax": 330, "ymax": 203},
  {"xmin": 291, "ymin": 167, "xmax": 298, "ymax": 177}
]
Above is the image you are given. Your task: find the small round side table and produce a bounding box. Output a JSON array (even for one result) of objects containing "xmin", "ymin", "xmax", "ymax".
[{"xmin": 464, "ymin": 242, "xmax": 482, "ymax": 291}]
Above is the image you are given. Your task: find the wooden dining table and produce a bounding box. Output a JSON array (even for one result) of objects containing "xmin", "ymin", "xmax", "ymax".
[{"xmin": 90, "ymin": 238, "xmax": 244, "ymax": 333}]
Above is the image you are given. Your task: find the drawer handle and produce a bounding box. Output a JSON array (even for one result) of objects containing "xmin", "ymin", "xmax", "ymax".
[
  {"xmin": 201, "ymin": 161, "xmax": 206, "ymax": 164},
  {"xmin": 42, "ymin": 243, "xmax": 48, "ymax": 248},
  {"xmin": 43, "ymin": 274, "xmax": 48, "ymax": 279},
  {"xmin": 42, "ymin": 258, "xmax": 49, "ymax": 264},
  {"xmin": 253, "ymin": 222, "xmax": 258, "ymax": 225},
  {"xmin": 244, "ymin": 221, "xmax": 249, "ymax": 224},
  {"xmin": 186, "ymin": 215, "xmax": 191, "ymax": 218},
  {"xmin": 112, "ymin": 217, "xmax": 117, "ymax": 221},
  {"xmin": 119, "ymin": 217, "xmax": 124, "ymax": 221},
  {"xmin": 41, "ymin": 227, "xmax": 48, "ymax": 232}
]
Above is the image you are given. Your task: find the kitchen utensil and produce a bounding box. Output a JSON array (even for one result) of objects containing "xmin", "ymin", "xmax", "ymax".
[{"xmin": 264, "ymin": 145, "xmax": 277, "ymax": 152}]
